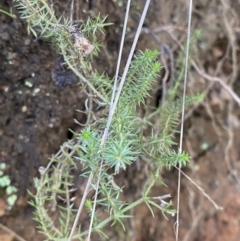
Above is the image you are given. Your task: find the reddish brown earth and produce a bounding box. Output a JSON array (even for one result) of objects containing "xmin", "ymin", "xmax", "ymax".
[{"xmin": 1, "ymin": 0, "xmax": 240, "ymax": 241}]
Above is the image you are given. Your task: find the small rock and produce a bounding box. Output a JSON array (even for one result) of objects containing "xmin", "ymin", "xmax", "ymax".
[{"xmin": 21, "ymin": 106, "xmax": 27, "ymax": 112}]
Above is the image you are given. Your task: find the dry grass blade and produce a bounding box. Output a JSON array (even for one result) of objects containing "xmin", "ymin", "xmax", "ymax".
[{"xmin": 175, "ymin": 0, "xmax": 193, "ymax": 240}]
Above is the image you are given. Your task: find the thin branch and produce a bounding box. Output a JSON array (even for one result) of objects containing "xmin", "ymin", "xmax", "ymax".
[
  {"xmin": 70, "ymin": 0, "xmax": 74, "ymax": 23},
  {"xmin": 191, "ymin": 61, "xmax": 240, "ymax": 106},
  {"xmin": 110, "ymin": 0, "xmax": 131, "ymax": 114},
  {"xmin": 175, "ymin": 167, "xmax": 224, "ymax": 210},
  {"xmin": 67, "ymin": 172, "xmax": 92, "ymax": 241},
  {"xmin": 87, "ymin": 161, "xmax": 103, "ymax": 241},
  {"xmin": 175, "ymin": 1, "xmax": 193, "ymax": 241},
  {"xmin": 0, "ymin": 224, "xmax": 27, "ymax": 241}
]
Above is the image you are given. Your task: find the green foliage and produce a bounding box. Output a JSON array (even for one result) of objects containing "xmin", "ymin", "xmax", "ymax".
[
  {"xmin": 0, "ymin": 6, "xmax": 16, "ymax": 18},
  {"xmin": 14, "ymin": 0, "xmax": 203, "ymax": 240},
  {"xmin": 122, "ymin": 49, "xmax": 160, "ymax": 106},
  {"xmin": 29, "ymin": 140, "xmax": 78, "ymax": 240},
  {"xmin": 0, "ymin": 163, "xmax": 18, "ymax": 208},
  {"xmin": 81, "ymin": 14, "xmax": 109, "ymax": 36},
  {"xmin": 104, "ymin": 134, "xmax": 139, "ymax": 173},
  {"xmin": 14, "ymin": 0, "xmax": 111, "ymax": 103}
]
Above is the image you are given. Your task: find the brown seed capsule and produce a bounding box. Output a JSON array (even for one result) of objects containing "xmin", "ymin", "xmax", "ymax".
[{"xmin": 68, "ymin": 26, "xmax": 94, "ymax": 56}]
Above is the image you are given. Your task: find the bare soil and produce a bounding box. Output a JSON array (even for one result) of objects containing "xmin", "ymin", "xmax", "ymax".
[{"xmin": 1, "ymin": 0, "xmax": 240, "ymax": 241}]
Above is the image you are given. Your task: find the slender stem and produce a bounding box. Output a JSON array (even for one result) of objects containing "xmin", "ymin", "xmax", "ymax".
[
  {"xmin": 0, "ymin": 224, "xmax": 27, "ymax": 241},
  {"xmin": 62, "ymin": 50, "xmax": 108, "ymax": 103},
  {"xmin": 87, "ymin": 160, "xmax": 103, "ymax": 241},
  {"xmin": 67, "ymin": 172, "xmax": 92, "ymax": 241},
  {"xmin": 175, "ymin": 0, "xmax": 193, "ymax": 240},
  {"xmin": 75, "ymin": 197, "xmax": 145, "ymax": 238},
  {"xmin": 0, "ymin": 8, "xmax": 16, "ymax": 18},
  {"xmin": 109, "ymin": 0, "xmax": 132, "ymax": 114},
  {"xmin": 70, "ymin": 0, "xmax": 74, "ymax": 22}
]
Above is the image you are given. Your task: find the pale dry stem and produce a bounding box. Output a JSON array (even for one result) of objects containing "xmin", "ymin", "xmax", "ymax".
[
  {"xmin": 176, "ymin": 167, "xmax": 224, "ymax": 211},
  {"xmin": 0, "ymin": 224, "xmax": 27, "ymax": 241},
  {"xmin": 175, "ymin": 1, "xmax": 193, "ymax": 240}
]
